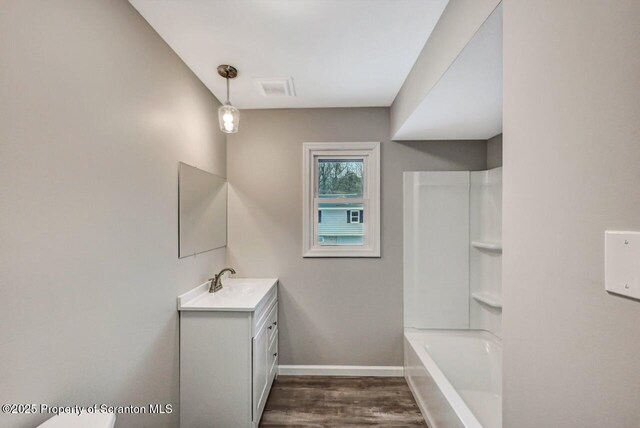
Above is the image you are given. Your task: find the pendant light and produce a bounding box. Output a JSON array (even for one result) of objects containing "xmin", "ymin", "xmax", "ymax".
[{"xmin": 217, "ymin": 64, "xmax": 239, "ymax": 134}]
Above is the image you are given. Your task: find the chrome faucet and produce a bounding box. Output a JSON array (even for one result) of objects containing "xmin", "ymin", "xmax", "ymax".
[{"xmin": 209, "ymin": 267, "xmax": 236, "ymax": 293}]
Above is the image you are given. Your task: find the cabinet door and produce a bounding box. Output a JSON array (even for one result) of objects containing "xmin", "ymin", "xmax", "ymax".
[
  {"xmin": 268, "ymin": 331, "xmax": 278, "ymax": 381},
  {"xmin": 252, "ymin": 324, "xmax": 269, "ymax": 420}
]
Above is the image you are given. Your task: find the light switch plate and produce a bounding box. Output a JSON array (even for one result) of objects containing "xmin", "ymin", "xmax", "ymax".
[{"xmin": 605, "ymin": 231, "xmax": 640, "ymax": 300}]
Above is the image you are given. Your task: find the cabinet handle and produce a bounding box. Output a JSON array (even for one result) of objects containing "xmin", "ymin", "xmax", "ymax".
[
  {"xmin": 268, "ymin": 325, "xmax": 273, "ymax": 330},
  {"xmin": 273, "ymin": 353, "xmax": 278, "ymax": 357},
  {"xmin": 273, "ymin": 321, "xmax": 277, "ymax": 326}
]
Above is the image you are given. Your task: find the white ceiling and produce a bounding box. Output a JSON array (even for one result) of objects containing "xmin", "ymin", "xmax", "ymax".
[
  {"xmin": 129, "ymin": 0, "xmax": 449, "ymax": 109},
  {"xmin": 393, "ymin": 4, "xmax": 502, "ymax": 140}
]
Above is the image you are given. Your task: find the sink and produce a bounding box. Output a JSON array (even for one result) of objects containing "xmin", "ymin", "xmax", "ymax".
[
  {"xmin": 215, "ymin": 284, "xmax": 255, "ymax": 297},
  {"xmin": 178, "ymin": 278, "xmax": 278, "ymax": 312}
]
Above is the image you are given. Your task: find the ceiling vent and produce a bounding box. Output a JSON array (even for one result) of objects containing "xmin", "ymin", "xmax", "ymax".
[{"xmin": 253, "ymin": 77, "xmax": 296, "ymax": 97}]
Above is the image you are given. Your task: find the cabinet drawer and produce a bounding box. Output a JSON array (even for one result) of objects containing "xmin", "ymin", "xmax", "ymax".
[
  {"xmin": 253, "ymin": 286, "xmax": 277, "ymax": 335},
  {"xmin": 265, "ymin": 304, "xmax": 278, "ymax": 344}
]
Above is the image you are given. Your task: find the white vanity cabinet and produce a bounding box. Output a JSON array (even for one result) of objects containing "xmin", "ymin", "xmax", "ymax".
[{"xmin": 178, "ymin": 278, "xmax": 278, "ymax": 428}]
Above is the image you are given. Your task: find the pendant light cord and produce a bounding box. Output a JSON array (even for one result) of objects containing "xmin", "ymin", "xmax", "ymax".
[{"xmin": 226, "ymin": 74, "xmax": 230, "ymax": 104}]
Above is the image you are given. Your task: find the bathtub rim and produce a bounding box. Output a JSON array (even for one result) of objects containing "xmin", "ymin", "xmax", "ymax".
[{"xmin": 404, "ymin": 328, "xmax": 502, "ymax": 428}]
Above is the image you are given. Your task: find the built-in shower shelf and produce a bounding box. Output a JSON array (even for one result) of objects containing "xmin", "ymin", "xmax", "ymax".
[
  {"xmin": 472, "ymin": 292, "xmax": 503, "ymax": 309},
  {"xmin": 471, "ymin": 240, "xmax": 502, "ymax": 253}
]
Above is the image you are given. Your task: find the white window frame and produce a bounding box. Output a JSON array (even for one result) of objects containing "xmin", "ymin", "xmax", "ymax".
[{"xmin": 302, "ymin": 142, "xmax": 380, "ymax": 258}]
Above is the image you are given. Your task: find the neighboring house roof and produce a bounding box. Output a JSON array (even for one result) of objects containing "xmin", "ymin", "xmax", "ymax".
[{"xmin": 318, "ymin": 208, "xmax": 363, "ymax": 236}]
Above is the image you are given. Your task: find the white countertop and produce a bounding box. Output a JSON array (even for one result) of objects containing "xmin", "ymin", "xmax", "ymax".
[
  {"xmin": 38, "ymin": 413, "xmax": 115, "ymax": 428},
  {"xmin": 177, "ymin": 278, "xmax": 278, "ymax": 312}
]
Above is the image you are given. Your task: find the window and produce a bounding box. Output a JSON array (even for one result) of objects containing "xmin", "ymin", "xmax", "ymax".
[
  {"xmin": 347, "ymin": 210, "xmax": 364, "ymax": 224},
  {"xmin": 303, "ymin": 142, "xmax": 380, "ymax": 257}
]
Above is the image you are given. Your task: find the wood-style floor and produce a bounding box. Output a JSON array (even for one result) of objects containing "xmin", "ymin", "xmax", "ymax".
[{"xmin": 259, "ymin": 376, "xmax": 427, "ymax": 427}]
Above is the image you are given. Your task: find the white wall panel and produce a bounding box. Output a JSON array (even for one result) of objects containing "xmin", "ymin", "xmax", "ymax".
[{"xmin": 404, "ymin": 171, "xmax": 470, "ymax": 329}]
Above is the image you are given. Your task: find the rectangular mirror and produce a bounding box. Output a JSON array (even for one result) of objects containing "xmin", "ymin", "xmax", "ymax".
[{"xmin": 179, "ymin": 162, "xmax": 227, "ymax": 258}]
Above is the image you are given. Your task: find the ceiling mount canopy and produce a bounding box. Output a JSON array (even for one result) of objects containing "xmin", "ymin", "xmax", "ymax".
[
  {"xmin": 217, "ymin": 64, "xmax": 238, "ymax": 79},
  {"xmin": 217, "ymin": 64, "xmax": 239, "ymax": 134}
]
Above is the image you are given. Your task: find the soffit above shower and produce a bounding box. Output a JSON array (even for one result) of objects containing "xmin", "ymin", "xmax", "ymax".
[
  {"xmin": 392, "ymin": 4, "xmax": 503, "ymax": 140},
  {"xmin": 128, "ymin": 0, "xmax": 448, "ymax": 109}
]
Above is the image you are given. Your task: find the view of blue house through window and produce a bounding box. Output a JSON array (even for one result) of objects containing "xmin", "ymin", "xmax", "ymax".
[
  {"xmin": 318, "ymin": 203, "xmax": 364, "ymax": 245},
  {"xmin": 317, "ymin": 159, "xmax": 364, "ymax": 246}
]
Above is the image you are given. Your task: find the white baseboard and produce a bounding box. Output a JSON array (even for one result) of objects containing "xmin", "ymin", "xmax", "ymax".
[{"xmin": 278, "ymin": 365, "xmax": 404, "ymax": 377}]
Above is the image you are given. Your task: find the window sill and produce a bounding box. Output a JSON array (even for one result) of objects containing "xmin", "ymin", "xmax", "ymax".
[{"xmin": 303, "ymin": 247, "xmax": 381, "ymax": 258}]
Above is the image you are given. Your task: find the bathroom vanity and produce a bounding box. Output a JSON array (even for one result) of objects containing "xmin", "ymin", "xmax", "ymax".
[{"xmin": 178, "ymin": 278, "xmax": 278, "ymax": 428}]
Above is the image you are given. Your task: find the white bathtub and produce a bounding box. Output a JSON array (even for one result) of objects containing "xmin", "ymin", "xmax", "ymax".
[{"xmin": 404, "ymin": 329, "xmax": 502, "ymax": 428}]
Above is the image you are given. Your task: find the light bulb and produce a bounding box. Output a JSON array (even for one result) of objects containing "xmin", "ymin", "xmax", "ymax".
[{"xmin": 218, "ymin": 100, "xmax": 239, "ymax": 133}]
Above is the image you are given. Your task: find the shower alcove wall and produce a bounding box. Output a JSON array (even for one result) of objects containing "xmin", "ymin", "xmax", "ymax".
[
  {"xmin": 403, "ymin": 168, "xmax": 502, "ymax": 335},
  {"xmin": 403, "ymin": 168, "xmax": 503, "ymax": 428}
]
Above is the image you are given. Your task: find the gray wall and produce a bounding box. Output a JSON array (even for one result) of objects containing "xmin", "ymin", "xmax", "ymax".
[
  {"xmin": 486, "ymin": 133, "xmax": 502, "ymax": 168},
  {"xmin": 503, "ymin": 1, "xmax": 640, "ymax": 426},
  {"xmin": 0, "ymin": 1, "xmax": 226, "ymax": 427},
  {"xmin": 227, "ymin": 108, "xmax": 486, "ymax": 366}
]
